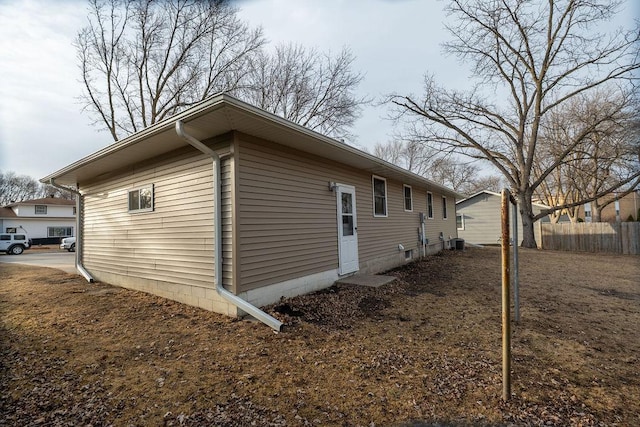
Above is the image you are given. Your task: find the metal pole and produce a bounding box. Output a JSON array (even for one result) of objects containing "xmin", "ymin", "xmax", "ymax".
[
  {"xmin": 501, "ymin": 189, "xmax": 512, "ymax": 401},
  {"xmin": 512, "ymin": 201, "xmax": 519, "ymax": 322}
]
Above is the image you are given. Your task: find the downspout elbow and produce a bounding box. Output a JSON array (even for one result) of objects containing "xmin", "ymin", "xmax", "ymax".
[
  {"xmin": 175, "ymin": 120, "xmax": 283, "ymax": 332},
  {"xmin": 48, "ymin": 179, "xmax": 94, "ymax": 283}
]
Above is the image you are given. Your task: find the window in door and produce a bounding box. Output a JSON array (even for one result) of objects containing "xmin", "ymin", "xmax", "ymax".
[{"xmin": 342, "ymin": 192, "xmax": 354, "ymax": 236}]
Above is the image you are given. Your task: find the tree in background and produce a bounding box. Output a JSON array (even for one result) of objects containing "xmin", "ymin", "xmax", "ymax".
[
  {"xmin": 240, "ymin": 43, "xmax": 368, "ymax": 140},
  {"xmin": 77, "ymin": 0, "xmax": 366, "ymax": 141},
  {"xmin": 534, "ymin": 90, "xmax": 640, "ymax": 222},
  {"xmin": 389, "ymin": 0, "xmax": 639, "ymax": 247},
  {"xmin": 372, "ymin": 139, "xmax": 435, "ymax": 178},
  {"xmin": 0, "ymin": 171, "xmax": 75, "ymax": 206},
  {"xmin": 371, "ymin": 139, "xmax": 503, "ymax": 196},
  {"xmin": 77, "ymin": 0, "xmax": 264, "ymax": 141}
]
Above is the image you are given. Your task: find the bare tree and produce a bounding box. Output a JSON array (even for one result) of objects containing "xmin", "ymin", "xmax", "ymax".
[
  {"xmin": 372, "ymin": 139, "xmax": 435, "ymax": 177},
  {"xmin": 77, "ymin": 0, "xmax": 265, "ymax": 141},
  {"xmin": 429, "ymin": 157, "xmax": 481, "ymax": 194},
  {"xmin": 535, "ymin": 90, "xmax": 640, "ymax": 222},
  {"xmin": 240, "ymin": 43, "xmax": 367, "ymax": 139},
  {"xmin": 389, "ymin": 0, "xmax": 640, "ymax": 247},
  {"xmin": 371, "ymin": 139, "xmax": 503, "ymax": 195},
  {"xmin": 463, "ymin": 175, "xmax": 505, "ymax": 196},
  {"xmin": 0, "ymin": 171, "xmax": 74, "ymax": 206},
  {"xmin": 569, "ymin": 100, "xmax": 640, "ymax": 222}
]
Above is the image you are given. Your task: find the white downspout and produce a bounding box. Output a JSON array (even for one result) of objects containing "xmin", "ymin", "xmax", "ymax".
[
  {"xmin": 175, "ymin": 121, "xmax": 283, "ymax": 332},
  {"xmin": 48, "ymin": 179, "xmax": 94, "ymax": 283}
]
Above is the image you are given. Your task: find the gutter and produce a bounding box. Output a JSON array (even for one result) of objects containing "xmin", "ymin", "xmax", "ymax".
[
  {"xmin": 175, "ymin": 120, "xmax": 283, "ymax": 332},
  {"xmin": 48, "ymin": 179, "xmax": 95, "ymax": 283}
]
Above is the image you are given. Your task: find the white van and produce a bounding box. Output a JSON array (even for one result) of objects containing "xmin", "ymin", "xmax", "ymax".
[{"xmin": 0, "ymin": 233, "xmax": 31, "ymax": 255}]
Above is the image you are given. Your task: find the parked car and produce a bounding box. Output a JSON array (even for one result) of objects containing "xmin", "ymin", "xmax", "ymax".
[
  {"xmin": 0, "ymin": 233, "xmax": 31, "ymax": 255},
  {"xmin": 60, "ymin": 237, "xmax": 76, "ymax": 252}
]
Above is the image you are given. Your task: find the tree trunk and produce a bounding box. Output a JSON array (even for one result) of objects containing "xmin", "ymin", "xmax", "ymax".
[
  {"xmin": 518, "ymin": 192, "xmax": 538, "ymax": 248},
  {"xmin": 592, "ymin": 203, "xmax": 602, "ymax": 222}
]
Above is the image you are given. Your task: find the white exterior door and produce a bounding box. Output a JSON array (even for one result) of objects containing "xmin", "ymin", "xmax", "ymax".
[{"xmin": 337, "ymin": 184, "xmax": 359, "ymax": 275}]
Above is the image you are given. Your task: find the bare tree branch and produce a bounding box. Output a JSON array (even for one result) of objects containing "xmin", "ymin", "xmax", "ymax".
[
  {"xmin": 388, "ymin": 0, "xmax": 639, "ymax": 247},
  {"xmin": 239, "ymin": 43, "xmax": 368, "ymax": 140},
  {"xmin": 76, "ymin": 0, "xmax": 265, "ymax": 141}
]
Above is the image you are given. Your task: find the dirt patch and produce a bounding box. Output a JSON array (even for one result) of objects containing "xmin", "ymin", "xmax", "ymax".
[{"xmin": 1, "ymin": 248, "xmax": 638, "ymax": 426}]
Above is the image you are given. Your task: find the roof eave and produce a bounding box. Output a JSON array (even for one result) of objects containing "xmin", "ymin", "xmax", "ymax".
[{"xmin": 41, "ymin": 93, "xmax": 461, "ymax": 198}]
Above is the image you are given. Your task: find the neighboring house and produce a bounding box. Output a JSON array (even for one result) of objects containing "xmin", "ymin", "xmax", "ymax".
[
  {"xmin": 456, "ymin": 190, "xmax": 549, "ymax": 246},
  {"xmin": 0, "ymin": 197, "xmax": 76, "ymax": 244},
  {"xmin": 579, "ymin": 190, "xmax": 640, "ymax": 223},
  {"xmin": 41, "ymin": 94, "xmax": 459, "ymax": 328}
]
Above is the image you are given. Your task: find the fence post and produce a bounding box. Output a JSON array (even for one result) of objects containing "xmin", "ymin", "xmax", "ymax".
[
  {"xmin": 537, "ymin": 220, "xmax": 543, "ymax": 249},
  {"xmin": 501, "ymin": 189, "xmax": 511, "ymax": 401},
  {"xmin": 512, "ymin": 202, "xmax": 519, "ymax": 322}
]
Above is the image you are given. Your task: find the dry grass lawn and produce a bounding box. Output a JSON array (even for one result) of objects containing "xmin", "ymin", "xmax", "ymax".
[{"xmin": 1, "ymin": 247, "xmax": 638, "ymax": 426}]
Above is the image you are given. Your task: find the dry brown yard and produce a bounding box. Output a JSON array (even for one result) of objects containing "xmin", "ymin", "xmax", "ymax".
[{"xmin": 1, "ymin": 247, "xmax": 638, "ymax": 426}]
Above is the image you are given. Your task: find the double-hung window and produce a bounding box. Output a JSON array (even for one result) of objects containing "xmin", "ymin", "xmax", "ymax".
[
  {"xmin": 426, "ymin": 192, "xmax": 434, "ymax": 219},
  {"xmin": 403, "ymin": 185, "xmax": 413, "ymax": 212},
  {"xmin": 128, "ymin": 185, "xmax": 154, "ymax": 213},
  {"xmin": 372, "ymin": 176, "xmax": 387, "ymax": 217},
  {"xmin": 442, "ymin": 196, "xmax": 448, "ymax": 219}
]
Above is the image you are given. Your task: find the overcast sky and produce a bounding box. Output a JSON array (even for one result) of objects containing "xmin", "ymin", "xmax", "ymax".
[{"xmin": 0, "ymin": 0, "xmax": 637, "ymax": 180}]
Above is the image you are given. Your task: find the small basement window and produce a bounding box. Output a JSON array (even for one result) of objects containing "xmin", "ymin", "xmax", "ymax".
[
  {"xmin": 404, "ymin": 249, "xmax": 413, "ymax": 260},
  {"xmin": 128, "ymin": 185, "xmax": 154, "ymax": 213}
]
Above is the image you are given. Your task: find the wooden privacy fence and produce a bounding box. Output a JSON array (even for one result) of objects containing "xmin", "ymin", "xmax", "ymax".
[{"xmin": 540, "ymin": 222, "xmax": 640, "ymax": 255}]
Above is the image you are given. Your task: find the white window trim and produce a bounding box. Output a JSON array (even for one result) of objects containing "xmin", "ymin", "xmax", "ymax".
[
  {"xmin": 584, "ymin": 202, "xmax": 592, "ymax": 222},
  {"xmin": 128, "ymin": 184, "xmax": 154, "ymax": 213},
  {"xmin": 403, "ymin": 184, "xmax": 413, "ymax": 212},
  {"xmin": 456, "ymin": 213, "xmax": 465, "ymax": 230},
  {"xmin": 48, "ymin": 226, "xmax": 74, "ymax": 237},
  {"xmin": 442, "ymin": 196, "xmax": 448, "ymax": 220},
  {"xmin": 372, "ymin": 175, "xmax": 388, "ymax": 217},
  {"xmin": 426, "ymin": 192, "xmax": 434, "ymax": 219},
  {"xmin": 35, "ymin": 205, "xmax": 47, "ymax": 215}
]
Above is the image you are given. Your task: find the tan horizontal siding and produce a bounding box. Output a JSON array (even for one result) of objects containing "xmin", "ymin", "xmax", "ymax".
[
  {"xmin": 236, "ymin": 135, "xmax": 458, "ymax": 292},
  {"xmin": 221, "ymin": 158, "xmax": 234, "ymax": 291},
  {"xmin": 81, "ymin": 144, "xmax": 233, "ymax": 291},
  {"xmin": 413, "ymin": 191, "xmax": 457, "ymax": 245},
  {"xmin": 237, "ymin": 137, "xmax": 338, "ymax": 291}
]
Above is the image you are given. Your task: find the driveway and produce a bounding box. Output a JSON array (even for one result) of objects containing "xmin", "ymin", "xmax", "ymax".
[{"xmin": 0, "ymin": 251, "xmax": 76, "ymax": 274}]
